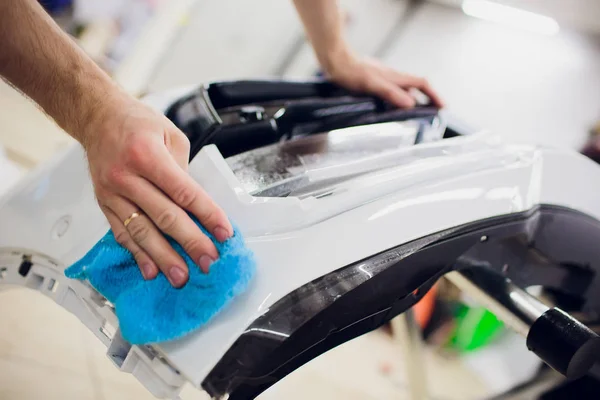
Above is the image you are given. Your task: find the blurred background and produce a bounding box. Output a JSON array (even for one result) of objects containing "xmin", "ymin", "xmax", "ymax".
[{"xmin": 0, "ymin": 1, "xmax": 599, "ymax": 399}]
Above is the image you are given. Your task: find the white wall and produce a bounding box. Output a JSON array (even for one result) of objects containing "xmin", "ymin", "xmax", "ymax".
[
  {"xmin": 382, "ymin": 3, "xmax": 600, "ymax": 149},
  {"xmin": 147, "ymin": 0, "xmax": 304, "ymax": 90},
  {"xmin": 430, "ymin": 0, "xmax": 600, "ymax": 35}
]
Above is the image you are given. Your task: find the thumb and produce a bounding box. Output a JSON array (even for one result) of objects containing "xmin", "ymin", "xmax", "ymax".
[{"xmin": 168, "ymin": 129, "xmax": 192, "ymax": 172}]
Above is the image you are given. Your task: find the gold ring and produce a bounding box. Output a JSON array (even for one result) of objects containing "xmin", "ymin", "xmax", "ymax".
[{"xmin": 123, "ymin": 212, "xmax": 140, "ymax": 227}]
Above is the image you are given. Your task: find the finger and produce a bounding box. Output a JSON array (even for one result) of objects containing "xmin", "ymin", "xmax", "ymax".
[
  {"xmin": 138, "ymin": 152, "xmax": 233, "ymax": 242},
  {"xmin": 365, "ymin": 76, "xmax": 416, "ymax": 108},
  {"xmin": 389, "ymin": 72, "xmax": 445, "ymax": 108},
  {"xmin": 119, "ymin": 175, "xmax": 219, "ymax": 273},
  {"xmin": 106, "ymin": 196, "xmax": 190, "ymax": 288},
  {"xmin": 103, "ymin": 207, "xmax": 159, "ymax": 280}
]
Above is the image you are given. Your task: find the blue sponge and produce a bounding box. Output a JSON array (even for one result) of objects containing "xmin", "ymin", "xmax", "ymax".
[{"xmin": 64, "ymin": 219, "xmax": 256, "ymax": 345}]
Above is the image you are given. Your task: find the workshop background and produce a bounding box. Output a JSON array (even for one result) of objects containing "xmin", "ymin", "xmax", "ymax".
[{"xmin": 1, "ymin": 0, "xmax": 600, "ymax": 399}]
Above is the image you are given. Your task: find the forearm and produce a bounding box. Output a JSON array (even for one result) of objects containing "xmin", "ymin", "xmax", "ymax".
[
  {"xmin": 0, "ymin": 0, "xmax": 125, "ymax": 145},
  {"xmin": 292, "ymin": 0, "xmax": 353, "ymax": 74}
]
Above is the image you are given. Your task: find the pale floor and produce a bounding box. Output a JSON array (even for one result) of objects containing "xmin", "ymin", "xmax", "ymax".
[{"xmin": 0, "ymin": 288, "xmax": 490, "ymax": 400}]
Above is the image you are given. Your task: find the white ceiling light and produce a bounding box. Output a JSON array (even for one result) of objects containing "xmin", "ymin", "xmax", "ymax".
[{"xmin": 461, "ymin": 0, "xmax": 560, "ymax": 35}]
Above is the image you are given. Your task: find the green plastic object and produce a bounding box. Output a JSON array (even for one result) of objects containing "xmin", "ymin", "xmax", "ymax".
[{"xmin": 448, "ymin": 305, "xmax": 504, "ymax": 352}]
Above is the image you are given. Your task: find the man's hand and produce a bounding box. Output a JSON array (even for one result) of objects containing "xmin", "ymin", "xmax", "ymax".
[
  {"xmin": 292, "ymin": 0, "xmax": 444, "ymax": 109},
  {"xmin": 0, "ymin": 0, "xmax": 233, "ymax": 288},
  {"xmin": 323, "ymin": 51, "xmax": 445, "ymax": 109},
  {"xmin": 84, "ymin": 96, "xmax": 233, "ymax": 287}
]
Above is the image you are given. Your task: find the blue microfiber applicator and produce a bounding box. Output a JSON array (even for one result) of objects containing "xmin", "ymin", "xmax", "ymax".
[{"xmin": 64, "ymin": 218, "xmax": 256, "ymax": 345}]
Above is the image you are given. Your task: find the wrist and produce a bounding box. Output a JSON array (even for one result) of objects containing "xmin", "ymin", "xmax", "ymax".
[
  {"xmin": 72, "ymin": 70, "xmax": 131, "ymax": 150},
  {"xmin": 316, "ymin": 41, "xmax": 357, "ymax": 79}
]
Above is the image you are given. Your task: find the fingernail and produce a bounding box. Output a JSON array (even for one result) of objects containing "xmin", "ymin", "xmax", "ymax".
[
  {"xmin": 214, "ymin": 226, "xmax": 231, "ymax": 242},
  {"xmin": 141, "ymin": 263, "xmax": 154, "ymax": 280},
  {"xmin": 169, "ymin": 266, "xmax": 187, "ymax": 286},
  {"xmin": 198, "ymin": 255, "xmax": 215, "ymax": 273}
]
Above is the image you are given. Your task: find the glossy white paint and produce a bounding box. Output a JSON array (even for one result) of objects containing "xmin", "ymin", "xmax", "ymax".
[
  {"xmin": 1, "ymin": 89, "xmax": 600, "ymax": 397},
  {"xmin": 164, "ymin": 136, "xmax": 600, "ymax": 388}
]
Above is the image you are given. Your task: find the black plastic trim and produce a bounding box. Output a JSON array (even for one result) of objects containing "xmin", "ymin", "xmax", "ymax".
[
  {"xmin": 206, "ymin": 80, "xmax": 356, "ymax": 110},
  {"xmin": 164, "ymin": 79, "xmax": 439, "ymax": 160},
  {"xmin": 202, "ymin": 205, "xmax": 600, "ymax": 399}
]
